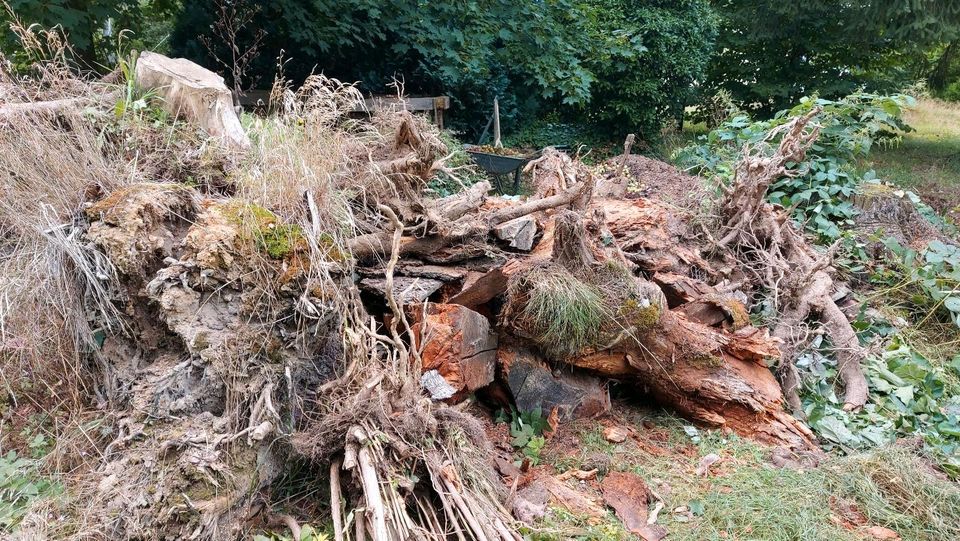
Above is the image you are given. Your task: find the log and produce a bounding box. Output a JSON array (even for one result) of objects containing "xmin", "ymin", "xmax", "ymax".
[
  {"xmin": 499, "ymin": 343, "xmax": 611, "ymax": 420},
  {"xmin": 0, "ymin": 97, "xmax": 93, "ymax": 120},
  {"xmin": 570, "ymin": 311, "xmax": 817, "ymax": 450},
  {"xmin": 496, "ymin": 200, "xmax": 817, "ymax": 450},
  {"xmin": 413, "ymin": 304, "xmax": 498, "ymax": 402}
]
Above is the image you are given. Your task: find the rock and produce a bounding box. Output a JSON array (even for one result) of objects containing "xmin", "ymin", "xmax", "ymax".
[
  {"xmin": 420, "ymin": 369, "xmax": 457, "ymax": 400},
  {"xmin": 603, "ymin": 426, "xmax": 629, "ymax": 443},
  {"xmin": 136, "ymin": 51, "xmax": 250, "ymax": 149},
  {"xmin": 499, "ymin": 345, "xmax": 610, "ymax": 420},
  {"xmin": 413, "ymin": 304, "xmax": 498, "ymax": 401},
  {"xmin": 359, "ymin": 276, "xmax": 445, "ymax": 304},
  {"xmin": 493, "ymin": 215, "xmax": 537, "ymax": 251}
]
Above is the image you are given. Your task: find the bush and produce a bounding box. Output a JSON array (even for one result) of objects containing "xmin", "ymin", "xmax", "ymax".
[
  {"xmin": 942, "ymin": 81, "xmax": 960, "ymax": 102},
  {"xmin": 577, "ymin": 0, "xmax": 718, "ymax": 139}
]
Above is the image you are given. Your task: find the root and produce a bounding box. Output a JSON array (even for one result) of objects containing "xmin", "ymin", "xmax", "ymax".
[{"xmin": 717, "ymin": 108, "xmax": 869, "ymax": 411}]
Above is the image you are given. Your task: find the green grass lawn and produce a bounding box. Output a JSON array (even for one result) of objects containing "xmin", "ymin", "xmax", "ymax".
[{"xmin": 870, "ymin": 98, "xmax": 960, "ymax": 222}]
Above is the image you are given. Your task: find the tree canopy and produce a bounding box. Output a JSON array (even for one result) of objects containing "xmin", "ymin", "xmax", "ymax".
[{"xmin": 4, "ymin": 0, "xmax": 960, "ymax": 136}]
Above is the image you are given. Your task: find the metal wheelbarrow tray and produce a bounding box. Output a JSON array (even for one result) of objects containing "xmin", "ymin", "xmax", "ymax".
[{"xmin": 464, "ymin": 146, "xmax": 540, "ymax": 193}]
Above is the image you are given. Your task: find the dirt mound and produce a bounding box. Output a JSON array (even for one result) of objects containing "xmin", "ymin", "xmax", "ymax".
[{"xmin": 598, "ymin": 154, "xmax": 711, "ymax": 210}]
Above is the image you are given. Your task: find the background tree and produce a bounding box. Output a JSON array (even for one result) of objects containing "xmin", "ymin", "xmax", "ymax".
[
  {"xmin": 1, "ymin": 0, "xmax": 180, "ymax": 69},
  {"xmin": 170, "ymin": 0, "xmax": 716, "ymax": 140},
  {"xmin": 705, "ymin": 0, "xmax": 960, "ymax": 115},
  {"xmin": 578, "ymin": 0, "xmax": 717, "ymax": 136}
]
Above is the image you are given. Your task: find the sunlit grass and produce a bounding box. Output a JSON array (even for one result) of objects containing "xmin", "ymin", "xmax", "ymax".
[{"xmin": 870, "ymin": 98, "xmax": 960, "ymax": 221}]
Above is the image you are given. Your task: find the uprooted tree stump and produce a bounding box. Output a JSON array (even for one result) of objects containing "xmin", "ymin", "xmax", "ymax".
[{"xmin": 714, "ymin": 109, "xmax": 868, "ymax": 413}]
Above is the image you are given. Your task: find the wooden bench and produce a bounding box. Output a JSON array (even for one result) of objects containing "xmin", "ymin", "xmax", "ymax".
[{"xmin": 239, "ymin": 91, "xmax": 450, "ymax": 128}]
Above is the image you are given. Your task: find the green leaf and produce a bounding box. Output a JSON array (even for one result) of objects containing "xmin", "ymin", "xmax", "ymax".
[{"xmin": 688, "ymin": 499, "xmax": 705, "ymax": 516}]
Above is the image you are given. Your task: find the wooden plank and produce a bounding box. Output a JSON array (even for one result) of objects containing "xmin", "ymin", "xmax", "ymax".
[
  {"xmin": 238, "ymin": 91, "xmax": 450, "ymax": 113},
  {"xmin": 354, "ymin": 96, "xmax": 450, "ymax": 112}
]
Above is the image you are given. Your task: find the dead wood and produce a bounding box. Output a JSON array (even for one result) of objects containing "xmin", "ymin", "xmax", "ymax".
[
  {"xmin": 0, "ymin": 97, "xmax": 93, "ymax": 119},
  {"xmin": 715, "ymin": 108, "xmax": 868, "ymax": 412},
  {"xmin": 492, "ymin": 203, "xmax": 818, "ymax": 450}
]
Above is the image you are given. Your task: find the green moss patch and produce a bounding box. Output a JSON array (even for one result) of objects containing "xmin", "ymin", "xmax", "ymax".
[{"xmin": 219, "ymin": 201, "xmax": 305, "ymax": 260}]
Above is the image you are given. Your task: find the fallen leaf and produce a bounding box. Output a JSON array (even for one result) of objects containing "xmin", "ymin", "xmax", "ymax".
[
  {"xmin": 696, "ymin": 453, "xmax": 721, "ymax": 477},
  {"xmin": 555, "ymin": 469, "xmax": 598, "ymax": 482},
  {"xmin": 601, "ymin": 471, "xmax": 667, "ymax": 541},
  {"xmin": 544, "ymin": 407, "xmax": 560, "ymax": 439},
  {"xmin": 865, "ymin": 526, "xmax": 900, "ymax": 540}
]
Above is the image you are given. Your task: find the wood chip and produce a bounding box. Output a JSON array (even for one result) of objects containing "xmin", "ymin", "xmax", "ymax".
[{"xmin": 603, "ymin": 426, "xmax": 629, "ymax": 443}]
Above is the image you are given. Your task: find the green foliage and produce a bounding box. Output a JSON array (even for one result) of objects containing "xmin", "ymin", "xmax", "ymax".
[
  {"xmin": 875, "ymin": 239, "xmax": 960, "ymax": 329},
  {"xmin": 704, "ymin": 1, "xmax": 957, "ymax": 116},
  {"xmin": 171, "ymin": 0, "xmax": 594, "ymax": 135},
  {"xmin": 675, "ymin": 93, "xmax": 914, "ymax": 241},
  {"xmin": 497, "ymin": 407, "xmax": 549, "ymax": 466},
  {"xmin": 170, "ymin": 1, "xmax": 716, "ymax": 139},
  {"xmin": 2, "ymin": 0, "xmax": 180, "ymax": 68},
  {"xmin": 501, "ymin": 113, "xmax": 617, "ymax": 161},
  {"xmin": 0, "ymin": 450, "xmax": 60, "ymax": 531},
  {"xmin": 800, "ymin": 331, "xmax": 960, "ymax": 476},
  {"xmin": 576, "ymin": 0, "xmax": 718, "ymax": 138},
  {"xmin": 944, "ymin": 82, "xmax": 960, "ymax": 102}
]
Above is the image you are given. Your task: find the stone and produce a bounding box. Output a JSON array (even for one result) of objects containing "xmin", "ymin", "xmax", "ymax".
[
  {"xmin": 413, "ymin": 304, "xmax": 498, "ymax": 401},
  {"xmin": 493, "ymin": 215, "xmax": 537, "ymax": 251},
  {"xmin": 359, "ymin": 276, "xmax": 444, "ymax": 304},
  {"xmin": 499, "ymin": 345, "xmax": 610, "ymax": 420},
  {"xmin": 136, "ymin": 51, "xmax": 250, "ymax": 149}
]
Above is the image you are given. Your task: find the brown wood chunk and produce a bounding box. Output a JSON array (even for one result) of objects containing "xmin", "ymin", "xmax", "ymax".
[{"xmin": 413, "ymin": 304, "xmax": 498, "ymax": 401}]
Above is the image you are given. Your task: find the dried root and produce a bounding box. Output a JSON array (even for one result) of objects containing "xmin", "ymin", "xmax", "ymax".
[{"xmin": 715, "ymin": 108, "xmax": 868, "ymax": 412}]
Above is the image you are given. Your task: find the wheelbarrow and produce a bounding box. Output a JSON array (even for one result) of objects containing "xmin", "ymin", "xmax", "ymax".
[{"xmin": 465, "ymin": 146, "xmax": 538, "ymax": 194}]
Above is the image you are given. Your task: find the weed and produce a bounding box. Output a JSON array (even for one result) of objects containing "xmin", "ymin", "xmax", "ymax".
[
  {"xmin": 496, "ymin": 407, "xmax": 550, "ymax": 466},
  {"xmin": 0, "ymin": 451, "xmax": 61, "ymax": 532}
]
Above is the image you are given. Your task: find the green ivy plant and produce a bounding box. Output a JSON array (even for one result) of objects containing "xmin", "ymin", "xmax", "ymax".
[
  {"xmin": 675, "ymin": 93, "xmax": 914, "ymax": 242},
  {"xmin": 800, "ymin": 332, "xmax": 960, "ymax": 477},
  {"xmin": 875, "ymin": 238, "xmax": 960, "ymax": 328}
]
